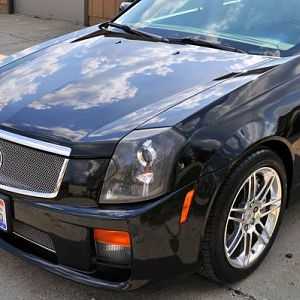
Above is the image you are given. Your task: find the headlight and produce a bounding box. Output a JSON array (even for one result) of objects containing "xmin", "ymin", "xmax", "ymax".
[{"xmin": 99, "ymin": 128, "xmax": 186, "ymax": 203}]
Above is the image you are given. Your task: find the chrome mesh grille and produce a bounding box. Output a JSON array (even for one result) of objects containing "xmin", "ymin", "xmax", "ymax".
[
  {"xmin": 13, "ymin": 220, "xmax": 55, "ymax": 252},
  {"xmin": 0, "ymin": 138, "xmax": 67, "ymax": 197}
]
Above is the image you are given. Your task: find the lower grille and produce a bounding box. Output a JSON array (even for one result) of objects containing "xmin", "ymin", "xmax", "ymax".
[{"xmin": 13, "ymin": 220, "xmax": 55, "ymax": 253}]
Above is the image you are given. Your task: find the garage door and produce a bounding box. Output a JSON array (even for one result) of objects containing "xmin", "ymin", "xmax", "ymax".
[
  {"xmin": 89, "ymin": 0, "xmax": 123, "ymax": 25},
  {"xmin": 0, "ymin": 0, "xmax": 8, "ymax": 13},
  {"xmin": 14, "ymin": 0, "xmax": 85, "ymax": 24}
]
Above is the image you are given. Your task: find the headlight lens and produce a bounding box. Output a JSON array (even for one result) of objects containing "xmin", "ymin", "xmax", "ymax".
[{"xmin": 99, "ymin": 128, "xmax": 186, "ymax": 203}]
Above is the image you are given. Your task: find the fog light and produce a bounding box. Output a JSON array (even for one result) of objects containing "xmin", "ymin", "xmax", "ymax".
[{"xmin": 94, "ymin": 229, "xmax": 131, "ymax": 266}]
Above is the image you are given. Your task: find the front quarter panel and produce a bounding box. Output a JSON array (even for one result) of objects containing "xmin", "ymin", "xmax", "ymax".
[{"xmin": 201, "ymin": 72, "xmax": 300, "ymax": 175}]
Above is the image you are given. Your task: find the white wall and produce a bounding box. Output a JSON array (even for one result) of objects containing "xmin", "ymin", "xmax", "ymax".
[{"xmin": 14, "ymin": 0, "xmax": 85, "ymax": 24}]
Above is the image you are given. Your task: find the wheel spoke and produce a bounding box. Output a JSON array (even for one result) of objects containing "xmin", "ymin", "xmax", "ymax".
[
  {"xmin": 258, "ymin": 221, "xmax": 271, "ymax": 243},
  {"xmin": 253, "ymin": 229, "xmax": 268, "ymax": 246},
  {"xmin": 231, "ymin": 207, "xmax": 248, "ymax": 213},
  {"xmin": 260, "ymin": 203, "xmax": 281, "ymax": 218},
  {"xmin": 229, "ymin": 216, "xmax": 243, "ymax": 223},
  {"xmin": 245, "ymin": 173, "xmax": 257, "ymax": 206},
  {"xmin": 243, "ymin": 233, "xmax": 253, "ymax": 267},
  {"xmin": 256, "ymin": 172, "xmax": 275, "ymax": 203},
  {"xmin": 227, "ymin": 226, "xmax": 244, "ymax": 257},
  {"xmin": 261, "ymin": 198, "xmax": 281, "ymax": 209}
]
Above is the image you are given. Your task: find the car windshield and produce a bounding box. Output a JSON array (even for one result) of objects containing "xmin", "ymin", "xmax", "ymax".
[{"xmin": 116, "ymin": 0, "xmax": 300, "ymax": 57}]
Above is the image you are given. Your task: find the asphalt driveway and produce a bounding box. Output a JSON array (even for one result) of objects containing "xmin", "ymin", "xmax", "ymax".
[{"xmin": 0, "ymin": 13, "xmax": 300, "ymax": 300}]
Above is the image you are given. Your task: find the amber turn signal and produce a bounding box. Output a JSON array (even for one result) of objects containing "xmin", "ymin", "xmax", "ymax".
[
  {"xmin": 94, "ymin": 229, "xmax": 131, "ymax": 247},
  {"xmin": 180, "ymin": 189, "xmax": 195, "ymax": 224}
]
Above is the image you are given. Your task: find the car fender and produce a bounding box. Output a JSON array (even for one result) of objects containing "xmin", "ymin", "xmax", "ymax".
[{"xmin": 204, "ymin": 121, "xmax": 295, "ymax": 174}]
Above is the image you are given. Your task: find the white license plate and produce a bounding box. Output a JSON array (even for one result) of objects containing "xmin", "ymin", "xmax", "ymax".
[{"xmin": 0, "ymin": 199, "xmax": 8, "ymax": 231}]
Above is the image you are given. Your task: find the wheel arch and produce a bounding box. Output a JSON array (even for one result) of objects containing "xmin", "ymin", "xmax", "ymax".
[
  {"xmin": 235, "ymin": 136, "xmax": 293, "ymax": 201},
  {"xmin": 206, "ymin": 135, "xmax": 295, "ymax": 217},
  {"xmin": 258, "ymin": 139, "xmax": 294, "ymax": 207}
]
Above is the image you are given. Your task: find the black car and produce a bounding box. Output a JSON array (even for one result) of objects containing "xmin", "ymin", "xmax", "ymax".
[{"xmin": 0, "ymin": 0, "xmax": 300, "ymax": 291}]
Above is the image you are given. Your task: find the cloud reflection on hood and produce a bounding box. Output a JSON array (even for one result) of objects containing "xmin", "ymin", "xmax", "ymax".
[
  {"xmin": 0, "ymin": 32, "xmax": 267, "ymax": 143},
  {"xmin": 27, "ymin": 41, "xmax": 264, "ymax": 112}
]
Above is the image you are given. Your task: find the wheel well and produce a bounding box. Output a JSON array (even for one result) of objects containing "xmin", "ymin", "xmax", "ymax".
[{"xmin": 259, "ymin": 140, "xmax": 294, "ymax": 207}]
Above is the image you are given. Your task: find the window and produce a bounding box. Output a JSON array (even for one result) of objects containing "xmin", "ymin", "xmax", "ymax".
[{"xmin": 116, "ymin": 0, "xmax": 300, "ymax": 57}]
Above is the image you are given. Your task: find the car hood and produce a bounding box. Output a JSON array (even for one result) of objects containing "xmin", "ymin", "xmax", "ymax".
[{"xmin": 0, "ymin": 29, "xmax": 269, "ymax": 155}]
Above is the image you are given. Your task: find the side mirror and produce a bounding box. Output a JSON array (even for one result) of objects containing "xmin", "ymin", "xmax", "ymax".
[{"xmin": 120, "ymin": 2, "xmax": 132, "ymax": 12}]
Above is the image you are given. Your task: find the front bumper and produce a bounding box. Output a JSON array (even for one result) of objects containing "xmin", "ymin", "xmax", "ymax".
[{"xmin": 0, "ymin": 169, "xmax": 226, "ymax": 291}]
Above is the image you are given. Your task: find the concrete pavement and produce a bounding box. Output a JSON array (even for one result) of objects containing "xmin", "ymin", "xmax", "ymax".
[
  {"xmin": 0, "ymin": 14, "xmax": 83, "ymax": 55},
  {"xmin": 0, "ymin": 13, "xmax": 300, "ymax": 300}
]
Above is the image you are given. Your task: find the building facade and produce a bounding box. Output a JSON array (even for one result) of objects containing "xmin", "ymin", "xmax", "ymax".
[{"xmin": 0, "ymin": 0, "xmax": 124, "ymax": 25}]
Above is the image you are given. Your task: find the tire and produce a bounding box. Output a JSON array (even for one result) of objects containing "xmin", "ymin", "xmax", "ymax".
[{"xmin": 199, "ymin": 148, "xmax": 287, "ymax": 283}]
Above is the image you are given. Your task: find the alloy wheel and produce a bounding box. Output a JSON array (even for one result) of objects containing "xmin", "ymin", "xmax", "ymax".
[{"xmin": 224, "ymin": 167, "xmax": 282, "ymax": 269}]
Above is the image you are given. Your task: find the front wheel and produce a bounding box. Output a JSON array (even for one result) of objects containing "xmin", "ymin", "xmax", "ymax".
[{"xmin": 199, "ymin": 148, "xmax": 287, "ymax": 282}]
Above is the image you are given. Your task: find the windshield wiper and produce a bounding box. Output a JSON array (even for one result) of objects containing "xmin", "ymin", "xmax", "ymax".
[
  {"xmin": 99, "ymin": 22, "xmax": 169, "ymax": 42},
  {"xmin": 168, "ymin": 37, "xmax": 246, "ymax": 54}
]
